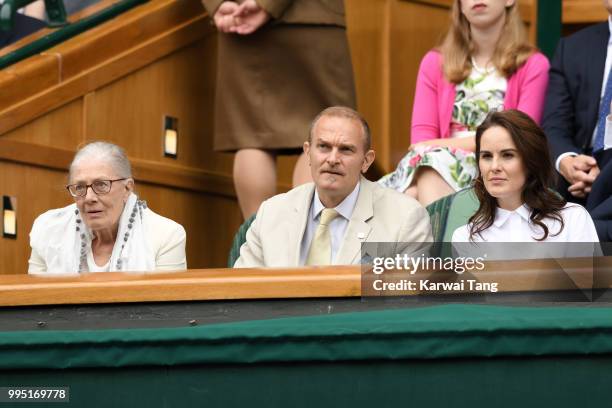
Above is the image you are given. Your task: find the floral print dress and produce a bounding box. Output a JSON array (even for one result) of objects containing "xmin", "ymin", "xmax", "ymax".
[{"xmin": 379, "ymin": 63, "xmax": 507, "ymax": 193}]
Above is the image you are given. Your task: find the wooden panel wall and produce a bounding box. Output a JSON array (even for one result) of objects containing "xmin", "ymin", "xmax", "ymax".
[
  {"xmin": 82, "ymin": 37, "xmax": 243, "ymax": 268},
  {"xmin": 0, "ymin": 0, "xmax": 245, "ymax": 273},
  {"xmin": 0, "ymin": 162, "xmax": 70, "ymax": 275},
  {"xmin": 3, "ymin": 99, "xmax": 83, "ymax": 148},
  {"xmin": 387, "ymin": 0, "xmax": 451, "ymax": 167},
  {"xmin": 0, "ymin": 36, "xmax": 245, "ymax": 272},
  {"xmin": 84, "ymin": 40, "xmax": 222, "ymax": 171},
  {"xmin": 563, "ymin": 0, "xmax": 608, "ymax": 24},
  {"xmin": 562, "ymin": 0, "xmax": 608, "ymax": 36},
  {"xmin": 345, "ymin": 0, "xmax": 389, "ymax": 173}
]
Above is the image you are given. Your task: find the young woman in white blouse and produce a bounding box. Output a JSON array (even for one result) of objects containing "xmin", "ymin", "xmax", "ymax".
[{"xmin": 452, "ymin": 109, "xmax": 599, "ymax": 243}]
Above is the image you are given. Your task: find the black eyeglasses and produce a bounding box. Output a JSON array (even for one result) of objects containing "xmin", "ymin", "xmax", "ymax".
[{"xmin": 66, "ymin": 178, "xmax": 127, "ymax": 197}]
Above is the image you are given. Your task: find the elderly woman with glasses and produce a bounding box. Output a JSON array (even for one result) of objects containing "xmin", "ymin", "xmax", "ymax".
[{"xmin": 28, "ymin": 142, "xmax": 187, "ymax": 274}]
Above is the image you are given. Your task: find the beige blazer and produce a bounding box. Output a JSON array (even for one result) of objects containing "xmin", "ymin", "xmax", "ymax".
[
  {"xmin": 234, "ymin": 178, "xmax": 433, "ymax": 267},
  {"xmin": 28, "ymin": 206, "xmax": 186, "ymax": 274},
  {"xmin": 201, "ymin": 0, "xmax": 346, "ymax": 26}
]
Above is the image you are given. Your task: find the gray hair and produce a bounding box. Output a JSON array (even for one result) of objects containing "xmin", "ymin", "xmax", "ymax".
[
  {"xmin": 308, "ymin": 106, "xmax": 372, "ymax": 151},
  {"xmin": 69, "ymin": 141, "xmax": 132, "ymax": 181}
]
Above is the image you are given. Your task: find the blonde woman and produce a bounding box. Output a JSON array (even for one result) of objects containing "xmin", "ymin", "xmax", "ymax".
[{"xmin": 379, "ymin": 0, "xmax": 549, "ymax": 207}]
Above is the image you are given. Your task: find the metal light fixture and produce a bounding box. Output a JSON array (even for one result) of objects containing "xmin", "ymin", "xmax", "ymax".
[
  {"xmin": 2, "ymin": 196, "xmax": 16, "ymax": 239},
  {"xmin": 163, "ymin": 116, "xmax": 178, "ymax": 158}
]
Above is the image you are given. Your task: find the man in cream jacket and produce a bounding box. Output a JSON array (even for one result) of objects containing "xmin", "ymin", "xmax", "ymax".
[{"xmin": 234, "ymin": 107, "xmax": 433, "ymax": 267}]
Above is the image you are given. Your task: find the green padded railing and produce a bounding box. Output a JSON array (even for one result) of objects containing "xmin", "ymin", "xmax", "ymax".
[
  {"xmin": 228, "ymin": 214, "xmax": 256, "ymax": 267},
  {"xmin": 0, "ymin": 0, "xmax": 67, "ymax": 31},
  {"xmin": 0, "ymin": 0, "xmax": 148, "ymax": 70}
]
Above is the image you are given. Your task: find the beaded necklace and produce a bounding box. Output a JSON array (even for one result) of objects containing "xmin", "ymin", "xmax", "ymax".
[{"xmin": 75, "ymin": 199, "xmax": 147, "ymax": 273}]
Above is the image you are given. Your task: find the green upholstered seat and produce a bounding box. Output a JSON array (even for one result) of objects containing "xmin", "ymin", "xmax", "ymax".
[
  {"xmin": 426, "ymin": 188, "xmax": 479, "ymax": 245},
  {"xmin": 425, "ymin": 192, "xmax": 454, "ymax": 243},
  {"xmin": 227, "ymin": 214, "xmax": 256, "ymax": 267}
]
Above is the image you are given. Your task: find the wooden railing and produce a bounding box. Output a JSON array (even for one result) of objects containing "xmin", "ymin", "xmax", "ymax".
[{"xmin": 1, "ymin": 258, "xmax": 609, "ymax": 306}]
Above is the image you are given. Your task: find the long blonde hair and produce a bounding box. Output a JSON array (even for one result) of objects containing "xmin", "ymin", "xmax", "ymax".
[{"xmin": 439, "ymin": 0, "xmax": 535, "ymax": 84}]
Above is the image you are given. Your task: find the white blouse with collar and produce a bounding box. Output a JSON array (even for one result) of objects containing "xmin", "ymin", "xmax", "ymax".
[{"xmin": 452, "ymin": 203, "xmax": 599, "ymax": 243}]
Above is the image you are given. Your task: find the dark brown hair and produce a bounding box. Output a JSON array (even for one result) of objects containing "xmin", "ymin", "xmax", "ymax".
[{"xmin": 469, "ymin": 110, "xmax": 566, "ymax": 241}]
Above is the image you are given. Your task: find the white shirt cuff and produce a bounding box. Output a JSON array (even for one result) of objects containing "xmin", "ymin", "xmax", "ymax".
[
  {"xmin": 605, "ymin": 114, "xmax": 612, "ymax": 150},
  {"xmin": 555, "ymin": 152, "xmax": 578, "ymax": 173}
]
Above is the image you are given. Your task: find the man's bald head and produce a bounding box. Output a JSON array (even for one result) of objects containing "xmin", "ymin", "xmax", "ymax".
[{"xmin": 308, "ymin": 106, "xmax": 371, "ymax": 151}]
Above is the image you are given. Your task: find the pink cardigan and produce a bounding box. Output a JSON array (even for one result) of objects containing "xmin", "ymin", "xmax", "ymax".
[{"xmin": 411, "ymin": 50, "xmax": 550, "ymax": 143}]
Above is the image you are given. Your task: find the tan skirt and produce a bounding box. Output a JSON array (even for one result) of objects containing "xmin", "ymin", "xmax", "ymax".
[{"xmin": 213, "ymin": 24, "xmax": 356, "ymax": 152}]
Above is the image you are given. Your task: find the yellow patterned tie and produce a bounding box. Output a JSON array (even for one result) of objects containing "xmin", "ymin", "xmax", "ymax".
[{"xmin": 305, "ymin": 208, "xmax": 340, "ymax": 266}]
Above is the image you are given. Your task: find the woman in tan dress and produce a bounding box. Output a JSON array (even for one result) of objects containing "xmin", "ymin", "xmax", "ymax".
[{"xmin": 201, "ymin": 0, "xmax": 356, "ymax": 217}]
